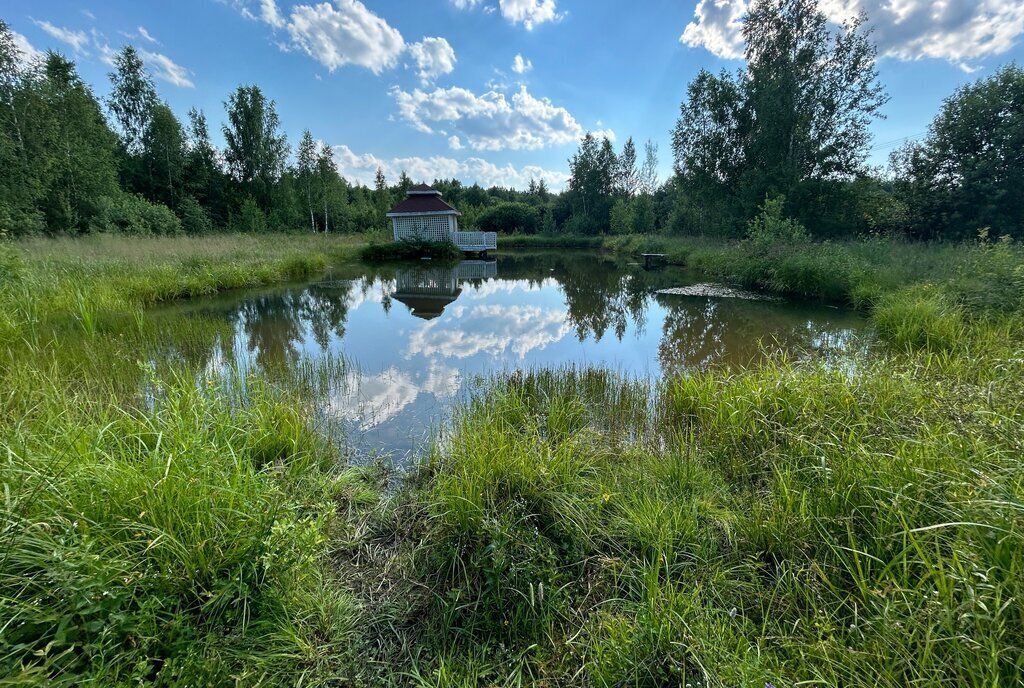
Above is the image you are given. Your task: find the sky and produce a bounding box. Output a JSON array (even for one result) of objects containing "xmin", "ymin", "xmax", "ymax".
[{"xmin": 4, "ymin": 0, "xmax": 1024, "ymax": 191}]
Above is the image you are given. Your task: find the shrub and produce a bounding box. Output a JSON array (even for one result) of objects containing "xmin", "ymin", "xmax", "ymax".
[
  {"xmin": 89, "ymin": 194, "xmax": 182, "ymax": 235},
  {"xmin": 360, "ymin": 239, "xmax": 462, "ymax": 262},
  {"xmin": 0, "ymin": 202, "xmax": 45, "ymax": 237},
  {"xmin": 745, "ymin": 195, "xmax": 809, "ymax": 250},
  {"xmin": 609, "ymin": 198, "xmax": 634, "ymax": 235},
  {"xmin": 478, "ymin": 202, "xmax": 540, "ymax": 234},
  {"xmin": 951, "ymin": 231, "xmax": 1024, "ymax": 313},
  {"xmin": 177, "ymin": 196, "xmax": 214, "ymax": 235},
  {"xmin": 232, "ymin": 197, "xmax": 267, "ymax": 233},
  {"xmin": 0, "ymin": 242, "xmax": 22, "ymax": 284},
  {"xmin": 140, "ymin": 199, "xmax": 182, "ymax": 235}
]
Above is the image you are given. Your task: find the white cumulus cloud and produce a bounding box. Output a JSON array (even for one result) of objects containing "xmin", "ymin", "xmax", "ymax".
[
  {"xmin": 499, "ymin": 0, "xmax": 563, "ymax": 30},
  {"xmin": 512, "ymin": 53, "xmax": 533, "ymax": 74},
  {"xmin": 332, "ymin": 144, "xmax": 570, "ymax": 191},
  {"xmin": 682, "ymin": 0, "xmax": 1024, "ymax": 68},
  {"xmin": 408, "ymin": 37, "xmax": 457, "ymax": 83},
  {"xmin": 391, "ymin": 83, "xmax": 612, "ymax": 151},
  {"xmin": 233, "ymin": 0, "xmax": 460, "ymax": 80},
  {"xmin": 285, "ymin": 0, "xmax": 406, "ymax": 74},
  {"xmin": 449, "ymin": 0, "xmax": 483, "ymax": 8},
  {"xmin": 259, "ymin": 0, "xmax": 286, "ymax": 28},
  {"xmin": 681, "ymin": 0, "xmax": 746, "ymax": 60}
]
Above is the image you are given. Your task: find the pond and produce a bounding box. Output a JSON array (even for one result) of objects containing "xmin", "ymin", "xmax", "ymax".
[{"xmin": 154, "ymin": 251, "xmax": 867, "ymax": 462}]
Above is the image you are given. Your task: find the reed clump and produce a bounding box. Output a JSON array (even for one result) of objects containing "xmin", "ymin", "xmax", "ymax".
[{"xmin": 411, "ymin": 332, "xmax": 1024, "ymax": 685}]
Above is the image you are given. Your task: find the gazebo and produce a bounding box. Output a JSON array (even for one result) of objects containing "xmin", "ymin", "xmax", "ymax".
[{"xmin": 386, "ymin": 184, "xmax": 496, "ymax": 253}]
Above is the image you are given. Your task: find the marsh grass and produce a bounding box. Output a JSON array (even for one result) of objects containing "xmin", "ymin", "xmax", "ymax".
[
  {"xmin": 408, "ymin": 337, "xmax": 1024, "ymax": 685},
  {"xmin": 1, "ymin": 231, "xmax": 1023, "ymax": 685},
  {"xmin": 0, "ymin": 358, "xmax": 380, "ymax": 684},
  {"xmin": 0, "ymin": 233, "xmax": 385, "ymax": 685}
]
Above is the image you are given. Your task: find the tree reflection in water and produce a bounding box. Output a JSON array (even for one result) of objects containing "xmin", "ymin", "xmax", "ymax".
[{"xmin": 149, "ymin": 252, "xmax": 866, "ymax": 459}]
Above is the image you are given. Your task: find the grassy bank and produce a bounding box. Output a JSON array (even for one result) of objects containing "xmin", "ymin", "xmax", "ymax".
[
  {"xmin": 0, "ymin": 233, "xmax": 384, "ymax": 684},
  {"xmin": 402, "ymin": 338, "xmax": 1024, "ymax": 685},
  {"xmin": 1, "ymin": 232, "xmax": 1023, "ymax": 685},
  {"xmin": 497, "ymin": 232, "xmax": 1024, "ymax": 313}
]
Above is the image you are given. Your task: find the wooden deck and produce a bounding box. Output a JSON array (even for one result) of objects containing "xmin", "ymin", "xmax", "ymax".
[
  {"xmin": 455, "ymin": 231, "xmax": 497, "ymax": 253},
  {"xmin": 641, "ymin": 253, "xmax": 666, "ymax": 269}
]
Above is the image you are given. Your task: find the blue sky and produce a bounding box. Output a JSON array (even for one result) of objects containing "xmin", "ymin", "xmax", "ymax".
[{"xmin": 5, "ymin": 0, "xmax": 1024, "ymax": 190}]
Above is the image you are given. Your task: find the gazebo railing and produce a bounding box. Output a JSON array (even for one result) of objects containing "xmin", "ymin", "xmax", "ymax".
[{"xmin": 454, "ymin": 231, "xmax": 497, "ymax": 251}]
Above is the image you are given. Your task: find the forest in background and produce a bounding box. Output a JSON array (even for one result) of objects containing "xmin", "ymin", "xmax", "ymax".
[{"xmin": 1, "ymin": 0, "xmax": 1022, "ymax": 244}]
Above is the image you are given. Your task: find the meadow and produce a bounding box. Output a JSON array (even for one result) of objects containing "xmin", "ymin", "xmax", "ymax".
[{"xmin": 0, "ymin": 232, "xmax": 1022, "ymax": 686}]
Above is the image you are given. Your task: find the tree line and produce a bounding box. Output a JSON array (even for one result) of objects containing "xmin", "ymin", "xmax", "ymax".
[
  {"xmin": 665, "ymin": 0, "xmax": 1024, "ymax": 241},
  {"xmin": 1, "ymin": 0, "xmax": 1022, "ymax": 242}
]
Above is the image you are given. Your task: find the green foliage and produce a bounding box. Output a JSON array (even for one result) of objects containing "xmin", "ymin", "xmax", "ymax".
[
  {"xmin": 176, "ymin": 195, "xmax": 213, "ymax": 235},
  {"xmin": 359, "ymin": 238, "xmax": 462, "ymax": 262},
  {"xmin": 140, "ymin": 103, "xmax": 186, "ymax": 208},
  {"xmin": 477, "ymin": 201, "xmax": 539, "ymax": 234},
  {"xmin": 672, "ymin": 0, "xmax": 887, "ymax": 236},
  {"xmin": 893, "ymin": 65, "xmax": 1024, "ymax": 239},
  {"xmin": 106, "ymin": 45, "xmax": 157, "ymax": 155},
  {"xmin": 0, "ymin": 241, "xmax": 21, "ymax": 284},
  {"xmin": 222, "ymin": 85, "xmax": 288, "ymax": 210},
  {"xmin": 609, "ymin": 197, "xmax": 633, "ymax": 235},
  {"xmin": 90, "ymin": 193, "xmax": 183, "ymax": 235},
  {"xmin": 232, "ymin": 196, "xmax": 267, "ymax": 233},
  {"xmin": 951, "ymin": 231, "xmax": 1024, "ymax": 312},
  {"xmin": 745, "ymin": 195, "xmax": 809, "ymax": 250}
]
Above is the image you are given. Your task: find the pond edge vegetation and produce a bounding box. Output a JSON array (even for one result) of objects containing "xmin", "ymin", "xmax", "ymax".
[{"xmin": 1, "ymin": 229, "xmax": 1023, "ymax": 685}]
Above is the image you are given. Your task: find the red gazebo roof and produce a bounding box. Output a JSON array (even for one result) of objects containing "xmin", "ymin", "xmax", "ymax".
[{"xmin": 387, "ymin": 185, "xmax": 460, "ymax": 215}]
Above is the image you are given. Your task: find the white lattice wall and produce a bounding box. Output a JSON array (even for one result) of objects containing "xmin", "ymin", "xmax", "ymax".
[{"xmin": 392, "ymin": 215, "xmax": 453, "ymax": 243}]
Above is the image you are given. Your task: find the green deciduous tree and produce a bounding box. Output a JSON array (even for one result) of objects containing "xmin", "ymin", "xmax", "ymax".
[
  {"xmin": 222, "ymin": 85, "xmax": 288, "ymax": 210},
  {"xmin": 141, "ymin": 103, "xmax": 185, "ymax": 208},
  {"xmin": 107, "ymin": 46, "xmax": 156, "ymax": 156},
  {"xmin": 672, "ymin": 0, "xmax": 887, "ymax": 235},
  {"xmin": 40, "ymin": 54, "xmax": 119, "ymax": 232},
  {"xmin": 478, "ymin": 202, "xmax": 540, "ymax": 234},
  {"xmin": 183, "ymin": 108, "xmax": 227, "ymax": 227},
  {"xmin": 617, "ymin": 137, "xmax": 639, "ymax": 197},
  {"xmin": 317, "ymin": 142, "xmax": 336, "ymax": 232},
  {"xmin": 639, "ymin": 140, "xmax": 659, "ymax": 196},
  {"xmin": 893, "ymin": 64, "xmax": 1024, "ymax": 239},
  {"xmin": 567, "ymin": 133, "xmax": 618, "ymax": 233},
  {"xmin": 296, "ymin": 129, "xmax": 317, "ymax": 232},
  {"xmin": 0, "ymin": 21, "xmax": 47, "ymax": 234}
]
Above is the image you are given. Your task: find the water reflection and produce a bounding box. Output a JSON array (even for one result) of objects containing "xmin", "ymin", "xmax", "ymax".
[
  {"xmin": 391, "ymin": 261, "xmax": 497, "ymax": 320},
  {"xmin": 154, "ymin": 252, "xmax": 867, "ymax": 461}
]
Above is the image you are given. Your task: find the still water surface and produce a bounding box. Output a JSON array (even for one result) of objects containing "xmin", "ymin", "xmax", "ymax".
[{"xmin": 157, "ymin": 252, "xmax": 866, "ymax": 461}]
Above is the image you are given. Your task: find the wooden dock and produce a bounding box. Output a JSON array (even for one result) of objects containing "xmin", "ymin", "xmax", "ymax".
[
  {"xmin": 455, "ymin": 231, "xmax": 497, "ymax": 253},
  {"xmin": 641, "ymin": 253, "xmax": 666, "ymax": 269}
]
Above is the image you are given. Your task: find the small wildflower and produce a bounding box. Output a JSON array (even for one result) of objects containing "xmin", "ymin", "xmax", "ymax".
[{"xmin": 602, "ymin": 493, "xmax": 613, "ymax": 503}]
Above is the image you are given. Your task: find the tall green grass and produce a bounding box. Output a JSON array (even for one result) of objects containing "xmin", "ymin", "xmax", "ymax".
[
  {"xmin": 0, "ymin": 234, "xmax": 383, "ymax": 685},
  {"xmin": 408, "ymin": 341, "xmax": 1024, "ymax": 685},
  {"xmin": 1, "ymin": 231, "xmax": 1022, "ymax": 685},
  {"xmin": 0, "ymin": 365, "xmax": 376, "ymax": 685}
]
